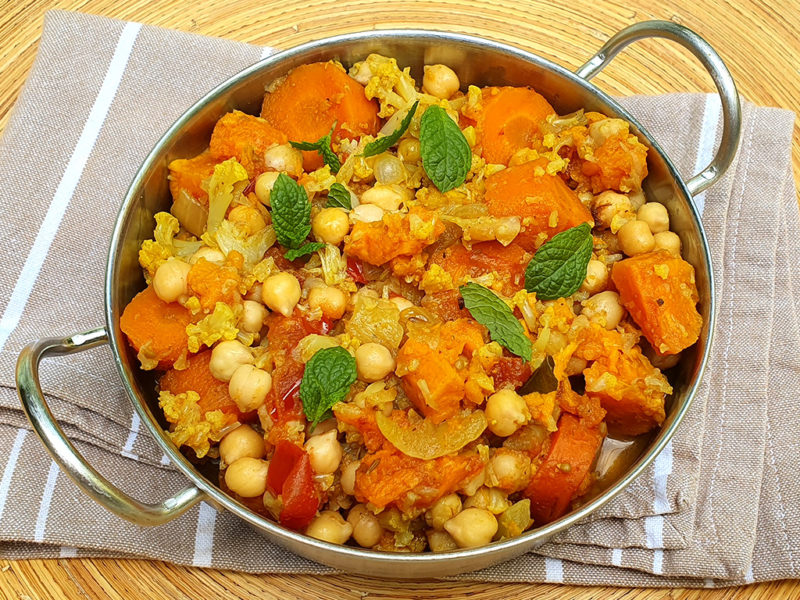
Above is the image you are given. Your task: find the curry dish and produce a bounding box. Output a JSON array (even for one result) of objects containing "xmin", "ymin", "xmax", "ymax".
[{"xmin": 120, "ymin": 55, "xmax": 702, "ymax": 551}]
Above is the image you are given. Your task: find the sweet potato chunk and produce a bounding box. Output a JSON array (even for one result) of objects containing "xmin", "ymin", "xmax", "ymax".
[
  {"xmin": 344, "ymin": 206, "xmax": 444, "ymax": 266},
  {"xmin": 611, "ymin": 251, "xmax": 702, "ymax": 354},
  {"xmin": 186, "ymin": 257, "xmax": 242, "ymax": 313},
  {"xmin": 583, "ymin": 345, "xmax": 670, "ymax": 436},
  {"xmin": 524, "ymin": 413, "xmax": 605, "ymax": 524},
  {"xmin": 260, "ymin": 62, "xmax": 380, "ymax": 171},
  {"xmin": 168, "ymin": 150, "xmax": 218, "ymax": 206},
  {"xmin": 395, "ymin": 319, "xmax": 484, "ymax": 423},
  {"xmin": 485, "ymin": 159, "xmax": 593, "ymax": 251},
  {"xmin": 474, "ymin": 86, "xmax": 556, "ymax": 165},
  {"xmin": 120, "ymin": 286, "xmax": 191, "ymax": 369},
  {"xmin": 430, "ymin": 241, "xmax": 530, "ymax": 296},
  {"xmin": 209, "ymin": 110, "xmax": 288, "ymax": 177},
  {"xmin": 160, "ymin": 350, "xmax": 242, "ymax": 423},
  {"xmin": 355, "ymin": 448, "xmax": 484, "ymax": 511}
]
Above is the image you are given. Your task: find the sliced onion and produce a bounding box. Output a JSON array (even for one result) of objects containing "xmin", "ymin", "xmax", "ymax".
[
  {"xmin": 375, "ymin": 410, "xmax": 487, "ymax": 460},
  {"xmin": 171, "ymin": 190, "xmax": 208, "ymax": 237}
]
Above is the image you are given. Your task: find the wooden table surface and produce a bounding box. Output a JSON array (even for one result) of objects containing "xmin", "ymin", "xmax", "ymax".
[{"xmin": 0, "ymin": 1, "xmax": 797, "ymax": 598}]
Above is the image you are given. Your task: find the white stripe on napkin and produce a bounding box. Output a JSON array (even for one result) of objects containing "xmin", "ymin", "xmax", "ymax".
[
  {"xmin": 0, "ymin": 21, "xmax": 142, "ymax": 352},
  {"xmin": 34, "ymin": 461, "xmax": 60, "ymax": 542},
  {"xmin": 544, "ymin": 557, "xmax": 564, "ymax": 583},
  {"xmin": 193, "ymin": 502, "xmax": 217, "ymax": 567},
  {"xmin": 691, "ymin": 93, "xmax": 722, "ymax": 216},
  {"xmin": 121, "ymin": 412, "xmax": 141, "ymax": 460},
  {"xmin": 0, "ymin": 428, "xmax": 27, "ymax": 522}
]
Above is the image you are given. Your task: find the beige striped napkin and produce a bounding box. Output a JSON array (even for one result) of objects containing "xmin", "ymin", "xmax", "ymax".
[{"xmin": 0, "ymin": 10, "xmax": 797, "ymax": 587}]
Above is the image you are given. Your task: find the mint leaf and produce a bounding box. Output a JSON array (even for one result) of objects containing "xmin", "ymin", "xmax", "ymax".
[
  {"xmin": 419, "ymin": 105, "xmax": 471, "ymax": 193},
  {"xmin": 524, "ymin": 223, "xmax": 593, "ymax": 300},
  {"xmin": 270, "ymin": 173, "xmax": 311, "ymax": 249},
  {"xmin": 363, "ymin": 101, "xmax": 419, "ymax": 158},
  {"xmin": 285, "ymin": 241, "xmax": 325, "ymax": 261},
  {"xmin": 300, "ymin": 346, "xmax": 357, "ymax": 427},
  {"xmin": 290, "ymin": 125, "xmax": 341, "ymax": 173},
  {"xmin": 326, "ymin": 183, "xmax": 352, "ymax": 210},
  {"xmin": 460, "ymin": 283, "xmax": 532, "ymax": 361}
]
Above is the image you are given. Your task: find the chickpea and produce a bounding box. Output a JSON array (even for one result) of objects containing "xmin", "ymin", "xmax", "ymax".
[
  {"xmin": 228, "ymin": 205, "xmax": 267, "ymax": 234},
  {"xmin": 485, "ymin": 389, "xmax": 530, "ymax": 437},
  {"xmin": 228, "ymin": 364, "xmax": 272, "ymax": 412},
  {"xmin": 224, "ymin": 457, "xmax": 269, "ymax": 498},
  {"xmin": 219, "ymin": 425, "xmax": 265, "ymax": 465},
  {"xmin": 463, "ymin": 486, "xmax": 511, "ymax": 514},
  {"xmin": 592, "ymin": 191, "xmax": 634, "ymax": 230},
  {"xmin": 544, "ymin": 330, "xmax": 568, "ymax": 356},
  {"xmin": 565, "ymin": 355, "xmax": 588, "ymax": 377},
  {"xmin": 340, "ymin": 460, "xmax": 360, "ymax": 496},
  {"xmin": 637, "ymin": 202, "xmax": 669, "ymax": 234},
  {"xmin": 425, "ymin": 494, "xmax": 462, "ymax": 530},
  {"xmin": 308, "ymin": 286, "xmax": 348, "ymax": 320},
  {"xmin": 245, "ymin": 283, "xmax": 263, "ymax": 304},
  {"xmin": 307, "ymin": 416, "xmax": 338, "ymax": 437},
  {"xmin": 389, "ymin": 296, "xmax": 414, "ymax": 313},
  {"xmin": 351, "ymin": 203, "xmax": 385, "ymax": 223},
  {"xmin": 653, "ymin": 231, "xmax": 681, "ymax": 256},
  {"xmin": 486, "ymin": 451, "xmax": 531, "ymax": 493},
  {"xmin": 348, "ymin": 504, "xmax": 383, "ymax": 548},
  {"xmin": 209, "ymin": 340, "xmax": 254, "ymax": 382},
  {"xmin": 359, "ymin": 184, "xmax": 406, "ymax": 212},
  {"xmin": 618, "ymin": 219, "xmax": 655, "ymax": 256},
  {"xmin": 264, "ymin": 143, "xmax": 303, "ymax": 177},
  {"xmin": 459, "ymin": 466, "xmax": 486, "ymax": 497},
  {"xmin": 422, "ymin": 64, "xmax": 460, "ymax": 99},
  {"xmin": 311, "ymin": 207, "xmax": 349, "ymax": 246},
  {"xmin": 443, "ymin": 508, "xmax": 498, "ymax": 548},
  {"xmin": 581, "ymin": 290, "xmax": 625, "ymax": 330},
  {"xmin": 588, "ymin": 118, "xmax": 627, "ymax": 146},
  {"xmin": 190, "ymin": 246, "xmax": 225, "ymax": 265},
  {"xmin": 153, "ymin": 258, "xmax": 191, "ymax": 303},
  {"xmin": 397, "ymin": 138, "xmax": 420, "ymax": 163},
  {"xmin": 262, "ymin": 272, "xmax": 301, "ymax": 317},
  {"xmin": 628, "ymin": 189, "xmax": 646, "ymax": 211},
  {"xmin": 304, "ymin": 429, "xmax": 343, "ymax": 475},
  {"xmin": 306, "ymin": 510, "xmax": 353, "ymax": 545},
  {"xmin": 373, "ymin": 154, "xmax": 406, "ymax": 185},
  {"xmin": 240, "ymin": 300, "xmax": 267, "ymax": 333},
  {"xmin": 580, "ymin": 259, "xmax": 609, "ymax": 294},
  {"xmin": 355, "ymin": 343, "xmax": 396, "ymax": 382},
  {"xmin": 254, "ymin": 171, "xmax": 280, "ymax": 206},
  {"xmin": 427, "ymin": 530, "xmax": 458, "ymax": 552}
]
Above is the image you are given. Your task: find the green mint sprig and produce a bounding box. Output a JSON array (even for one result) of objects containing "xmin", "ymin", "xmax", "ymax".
[
  {"xmin": 285, "ymin": 241, "xmax": 326, "ymax": 262},
  {"xmin": 460, "ymin": 283, "xmax": 532, "ymax": 361},
  {"xmin": 419, "ymin": 105, "xmax": 471, "ymax": 193},
  {"xmin": 363, "ymin": 101, "xmax": 419, "ymax": 158},
  {"xmin": 326, "ymin": 183, "xmax": 352, "ymax": 210},
  {"xmin": 290, "ymin": 124, "xmax": 341, "ymax": 173},
  {"xmin": 299, "ymin": 346, "xmax": 357, "ymax": 428},
  {"xmin": 524, "ymin": 223, "xmax": 593, "ymax": 300},
  {"xmin": 270, "ymin": 173, "xmax": 314, "ymax": 259}
]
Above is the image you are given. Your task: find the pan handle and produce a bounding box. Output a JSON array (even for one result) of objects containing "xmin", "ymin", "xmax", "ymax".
[
  {"xmin": 575, "ymin": 20, "xmax": 741, "ymax": 197},
  {"xmin": 16, "ymin": 327, "xmax": 205, "ymax": 525}
]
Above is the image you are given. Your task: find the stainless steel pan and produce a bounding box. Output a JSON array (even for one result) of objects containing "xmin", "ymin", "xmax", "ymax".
[{"xmin": 17, "ymin": 20, "xmax": 740, "ymax": 577}]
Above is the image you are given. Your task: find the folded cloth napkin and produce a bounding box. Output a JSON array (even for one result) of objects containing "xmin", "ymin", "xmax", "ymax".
[{"xmin": 0, "ymin": 10, "xmax": 797, "ymax": 587}]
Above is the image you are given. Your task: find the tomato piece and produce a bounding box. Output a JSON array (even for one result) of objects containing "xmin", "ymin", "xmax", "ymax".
[
  {"xmin": 279, "ymin": 454, "xmax": 319, "ymax": 530},
  {"xmin": 347, "ymin": 256, "xmax": 367, "ymax": 284},
  {"xmin": 267, "ymin": 440, "xmax": 304, "ymax": 495}
]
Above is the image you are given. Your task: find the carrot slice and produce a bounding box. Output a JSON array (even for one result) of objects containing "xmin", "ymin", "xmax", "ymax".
[
  {"xmin": 523, "ymin": 413, "xmax": 605, "ymax": 524},
  {"xmin": 120, "ymin": 286, "xmax": 192, "ymax": 369},
  {"xmin": 209, "ymin": 110, "xmax": 287, "ymax": 177},
  {"xmin": 611, "ymin": 251, "xmax": 702, "ymax": 354},
  {"xmin": 484, "ymin": 159, "xmax": 593, "ymax": 251},
  {"xmin": 159, "ymin": 350, "xmax": 244, "ymax": 423},
  {"xmin": 260, "ymin": 62, "xmax": 380, "ymax": 171},
  {"xmin": 477, "ymin": 86, "xmax": 555, "ymax": 165}
]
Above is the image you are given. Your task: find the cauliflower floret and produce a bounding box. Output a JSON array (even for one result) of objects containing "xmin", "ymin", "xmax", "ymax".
[
  {"xmin": 202, "ymin": 219, "xmax": 276, "ymax": 269},
  {"xmin": 158, "ymin": 390, "xmax": 229, "ymax": 458},
  {"xmin": 349, "ymin": 53, "xmax": 418, "ymax": 118},
  {"xmin": 206, "ymin": 158, "xmax": 249, "ymax": 233},
  {"xmin": 186, "ymin": 301, "xmax": 240, "ymax": 353}
]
